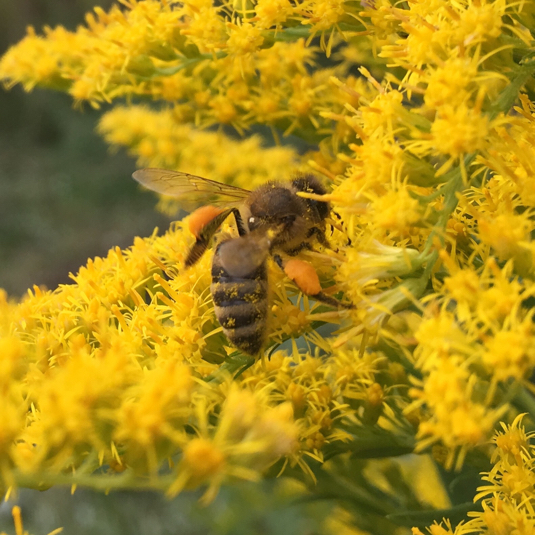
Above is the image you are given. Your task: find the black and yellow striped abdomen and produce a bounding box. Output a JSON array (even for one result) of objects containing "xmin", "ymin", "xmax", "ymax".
[{"xmin": 211, "ymin": 248, "xmax": 268, "ymax": 355}]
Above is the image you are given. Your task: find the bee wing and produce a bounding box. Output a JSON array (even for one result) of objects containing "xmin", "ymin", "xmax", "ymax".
[{"xmin": 132, "ymin": 168, "xmax": 251, "ymax": 207}]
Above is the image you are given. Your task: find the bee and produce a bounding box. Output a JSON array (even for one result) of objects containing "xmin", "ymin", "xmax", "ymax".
[{"xmin": 133, "ymin": 168, "xmax": 353, "ymax": 356}]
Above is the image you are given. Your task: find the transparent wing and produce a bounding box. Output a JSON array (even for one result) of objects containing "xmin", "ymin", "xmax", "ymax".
[{"xmin": 132, "ymin": 168, "xmax": 251, "ymax": 207}]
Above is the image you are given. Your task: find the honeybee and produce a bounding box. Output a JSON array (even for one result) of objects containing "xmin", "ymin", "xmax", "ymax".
[{"xmin": 133, "ymin": 168, "xmax": 353, "ymax": 355}]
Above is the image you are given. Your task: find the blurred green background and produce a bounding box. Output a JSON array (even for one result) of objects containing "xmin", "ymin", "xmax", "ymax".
[
  {"xmin": 0, "ymin": 482, "xmax": 335, "ymax": 535},
  {"xmin": 0, "ymin": 0, "xmax": 169, "ymax": 298}
]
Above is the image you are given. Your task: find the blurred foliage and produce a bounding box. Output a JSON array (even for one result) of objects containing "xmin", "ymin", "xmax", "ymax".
[
  {"xmin": 0, "ymin": 0, "xmax": 168, "ymax": 297},
  {"xmin": 0, "ymin": 480, "xmax": 336, "ymax": 535}
]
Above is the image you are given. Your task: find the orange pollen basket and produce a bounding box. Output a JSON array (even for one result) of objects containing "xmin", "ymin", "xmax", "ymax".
[
  {"xmin": 188, "ymin": 205, "xmax": 226, "ymax": 238},
  {"xmin": 284, "ymin": 259, "xmax": 321, "ymax": 295}
]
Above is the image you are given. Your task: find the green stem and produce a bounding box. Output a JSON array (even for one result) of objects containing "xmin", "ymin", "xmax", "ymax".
[
  {"xmin": 8, "ymin": 469, "xmax": 176, "ymax": 493},
  {"xmin": 386, "ymin": 502, "xmax": 482, "ymax": 528},
  {"xmin": 324, "ymin": 430, "xmax": 416, "ymax": 460},
  {"xmin": 511, "ymin": 384, "xmax": 535, "ymax": 417},
  {"xmin": 279, "ymin": 457, "xmax": 401, "ymax": 517},
  {"xmin": 149, "ymin": 52, "xmax": 226, "ymax": 78},
  {"xmin": 262, "ymin": 21, "xmax": 366, "ymax": 43},
  {"xmin": 314, "ymin": 471, "xmax": 399, "ymax": 515},
  {"xmin": 488, "ymin": 60, "xmax": 535, "ymax": 120}
]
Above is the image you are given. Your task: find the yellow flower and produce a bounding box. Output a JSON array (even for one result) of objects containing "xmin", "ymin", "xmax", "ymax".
[
  {"xmin": 433, "ymin": 417, "xmax": 535, "ymax": 535},
  {"xmin": 482, "ymin": 323, "xmax": 535, "ymax": 382},
  {"xmin": 424, "ymin": 57, "xmax": 479, "ymax": 109},
  {"xmin": 254, "ymin": 0, "xmax": 294, "ymax": 29},
  {"xmin": 181, "ymin": 6, "xmax": 227, "ymax": 52},
  {"xmin": 302, "ymin": 0, "xmax": 346, "ymax": 31},
  {"xmin": 226, "ymin": 20, "xmax": 264, "ymax": 56},
  {"xmin": 370, "ymin": 187, "xmax": 422, "ymax": 237},
  {"xmin": 455, "ymin": 1, "xmax": 505, "ymax": 43},
  {"xmin": 410, "ymin": 357, "xmax": 507, "ymax": 469},
  {"xmin": 431, "ymin": 104, "xmax": 490, "ymax": 159},
  {"xmin": 3, "ymin": 0, "xmax": 535, "ymax": 518},
  {"xmin": 478, "ymin": 212, "xmax": 533, "ymax": 273},
  {"xmin": 114, "ymin": 360, "xmax": 193, "ymax": 471},
  {"xmin": 360, "ymin": 89, "xmax": 405, "ymax": 138},
  {"xmin": 340, "ymin": 241, "xmax": 420, "ymax": 287},
  {"xmin": 182, "ymin": 437, "xmax": 226, "ymax": 481},
  {"xmin": 170, "ymin": 384, "xmax": 299, "ymax": 501}
]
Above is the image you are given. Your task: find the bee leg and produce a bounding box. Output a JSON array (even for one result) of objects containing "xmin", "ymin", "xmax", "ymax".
[
  {"xmin": 274, "ymin": 255, "xmax": 354, "ymax": 309},
  {"xmin": 311, "ymin": 291, "xmax": 355, "ymax": 309},
  {"xmin": 329, "ymin": 211, "xmax": 352, "ymax": 246},
  {"xmin": 273, "ymin": 254, "xmax": 285, "ymax": 270},
  {"xmin": 285, "ymin": 243, "xmax": 314, "ymax": 256},
  {"xmin": 266, "ymin": 343, "xmax": 281, "ymax": 361},
  {"xmin": 231, "ymin": 209, "xmax": 248, "ymax": 237},
  {"xmin": 307, "ymin": 226, "xmax": 329, "ymax": 247},
  {"xmin": 284, "ymin": 228, "xmax": 329, "ymax": 256},
  {"xmin": 186, "ymin": 207, "xmax": 235, "ymax": 267}
]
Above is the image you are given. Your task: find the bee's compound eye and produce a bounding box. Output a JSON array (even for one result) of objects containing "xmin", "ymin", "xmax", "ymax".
[{"xmin": 249, "ymin": 216, "xmax": 256, "ymax": 225}]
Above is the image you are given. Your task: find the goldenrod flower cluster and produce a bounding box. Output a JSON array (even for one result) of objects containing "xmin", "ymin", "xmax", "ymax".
[
  {"xmin": 2, "ymin": 0, "xmax": 535, "ymax": 532},
  {"xmin": 414, "ymin": 415, "xmax": 535, "ymax": 535}
]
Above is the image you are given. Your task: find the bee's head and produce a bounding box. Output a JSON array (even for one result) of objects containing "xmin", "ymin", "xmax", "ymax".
[
  {"xmin": 248, "ymin": 185, "xmax": 302, "ymax": 231},
  {"xmin": 247, "ymin": 179, "xmax": 326, "ymax": 249}
]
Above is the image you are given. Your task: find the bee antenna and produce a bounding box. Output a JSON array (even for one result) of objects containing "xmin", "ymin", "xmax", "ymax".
[{"xmin": 266, "ymin": 343, "xmax": 281, "ymax": 361}]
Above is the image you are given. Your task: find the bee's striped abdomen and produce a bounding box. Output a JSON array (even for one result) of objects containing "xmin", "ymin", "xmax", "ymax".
[{"xmin": 211, "ymin": 251, "xmax": 268, "ymax": 356}]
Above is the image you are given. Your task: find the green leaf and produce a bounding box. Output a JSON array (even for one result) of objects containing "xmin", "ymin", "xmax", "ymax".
[{"xmin": 386, "ymin": 501, "xmax": 482, "ymax": 528}]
